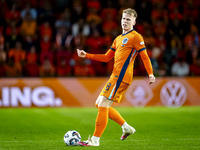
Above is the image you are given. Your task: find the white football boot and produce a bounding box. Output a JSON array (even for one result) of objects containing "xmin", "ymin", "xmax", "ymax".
[
  {"xmin": 121, "ymin": 125, "xmax": 136, "ymax": 140},
  {"xmin": 78, "ymin": 135, "xmax": 99, "ymax": 146}
]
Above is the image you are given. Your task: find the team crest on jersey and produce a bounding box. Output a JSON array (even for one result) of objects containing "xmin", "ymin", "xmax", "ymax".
[
  {"xmin": 140, "ymin": 42, "xmax": 144, "ymax": 45},
  {"xmin": 121, "ymin": 38, "xmax": 129, "ymax": 47}
]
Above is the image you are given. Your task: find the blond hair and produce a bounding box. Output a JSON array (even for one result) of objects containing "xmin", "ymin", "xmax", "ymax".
[{"xmin": 123, "ymin": 8, "xmax": 137, "ymax": 18}]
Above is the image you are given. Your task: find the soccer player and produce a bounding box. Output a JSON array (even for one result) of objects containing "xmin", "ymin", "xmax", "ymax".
[{"xmin": 77, "ymin": 8, "xmax": 155, "ymax": 146}]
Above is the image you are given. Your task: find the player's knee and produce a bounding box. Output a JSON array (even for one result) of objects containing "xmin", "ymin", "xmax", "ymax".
[{"xmin": 98, "ymin": 96, "xmax": 113, "ymax": 108}]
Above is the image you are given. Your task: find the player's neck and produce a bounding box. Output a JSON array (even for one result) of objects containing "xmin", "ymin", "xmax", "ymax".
[{"xmin": 122, "ymin": 28, "xmax": 133, "ymax": 34}]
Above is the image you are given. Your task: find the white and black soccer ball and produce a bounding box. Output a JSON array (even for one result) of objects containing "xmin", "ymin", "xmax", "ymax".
[{"xmin": 64, "ymin": 130, "xmax": 81, "ymax": 146}]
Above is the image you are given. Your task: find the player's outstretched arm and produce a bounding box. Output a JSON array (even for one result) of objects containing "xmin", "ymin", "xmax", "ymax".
[
  {"xmin": 77, "ymin": 49, "xmax": 115, "ymax": 62},
  {"xmin": 77, "ymin": 49, "xmax": 86, "ymax": 58}
]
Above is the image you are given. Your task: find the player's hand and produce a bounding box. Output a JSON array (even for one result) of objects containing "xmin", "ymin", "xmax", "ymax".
[
  {"xmin": 77, "ymin": 49, "xmax": 86, "ymax": 58},
  {"xmin": 149, "ymin": 74, "xmax": 155, "ymax": 85}
]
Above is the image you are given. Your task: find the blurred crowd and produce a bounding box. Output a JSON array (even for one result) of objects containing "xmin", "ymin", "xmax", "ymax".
[{"xmin": 0, "ymin": 0, "xmax": 200, "ymax": 77}]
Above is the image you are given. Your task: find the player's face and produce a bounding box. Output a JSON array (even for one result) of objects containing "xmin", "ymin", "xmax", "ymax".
[{"xmin": 121, "ymin": 13, "xmax": 136, "ymax": 32}]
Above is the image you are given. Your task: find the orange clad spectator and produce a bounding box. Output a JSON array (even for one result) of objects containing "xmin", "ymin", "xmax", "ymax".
[
  {"xmin": 86, "ymin": 2, "xmax": 102, "ymax": 25},
  {"xmin": 56, "ymin": 49, "xmax": 72, "ymax": 65},
  {"xmin": 39, "ymin": 58, "xmax": 55, "ymax": 77},
  {"xmin": 40, "ymin": 21, "xmax": 52, "ymax": 37},
  {"xmin": 6, "ymin": 21, "xmax": 20, "ymax": 36},
  {"xmin": 8, "ymin": 41, "xmax": 26, "ymax": 75},
  {"xmin": 153, "ymin": 19, "xmax": 166, "ymax": 36},
  {"xmin": 101, "ymin": 8, "xmax": 117, "ymax": 21},
  {"xmin": 85, "ymin": 30, "xmax": 105, "ymax": 54},
  {"xmin": 40, "ymin": 51, "xmax": 54, "ymax": 65},
  {"xmin": 101, "ymin": 0, "xmax": 117, "ymax": 21},
  {"xmin": 151, "ymin": 4, "xmax": 168, "ymax": 24},
  {"xmin": 85, "ymin": 30, "xmax": 107, "ymax": 76},
  {"xmin": 40, "ymin": 21, "xmax": 52, "ymax": 52},
  {"xmin": 5, "ymin": 4, "xmax": 21, "ymax": 25},
  {"xmin": 4, "ymin": 58, "xmax": 19, "ymax": 77},
  {"xmin": 168, "ymin": 0, "xmax": 179, "ymax": 11},
  {"xmin": 9, "ymin": 42, "xmax": 26, "ymax": 63},
  {"xmin": 184, "ymin": 30, "xmax": 198, "ymax": 49},
  {"xmin": 20, "ymin": 11, "xmax": 37, "ymax": 38},
  {"xmin": 40, "ymin": 39, "xmax": 52, "ymax": 52},
  {"xmin": 102, "ymin": 13, "xmax": 118, "ymax": 34},
  {"xmin": 25, "ymin": 45, "xmax": 39, "ymax": 77},
  {"xmin": 57, "ymin": 57, "xmax": 71, "ymax": 77},
  {"xmin": 86, "ymin": 12, "xmax": 102, "ymax": 25},
  {"xmin": 135, "ymin": 23, "xmax": 145, "ymax": 35},
  {"xmin": 26, "ymin": 46, "xmax": 38, "ymax": 63},
  {"xmin": 74, "ymin": 59, "xmax": 95, "ymax": 76},
  {"xmin": 169, "ymin": 8, "xmax": 183, "ymax": 20},
  {"xmin": 87, "ymin": 0, "xmax": 101, "ymax": 11},
  {"xmin": 143, "ymin": 28, "xmax": 156, "ymax": 49},
  {"xmin": 73, "ymin": 33, "xmax": 86, "ymax": 48},
  {"xmin": 151, "ymin": 9, "xmax": 168, "ymax": 22}
]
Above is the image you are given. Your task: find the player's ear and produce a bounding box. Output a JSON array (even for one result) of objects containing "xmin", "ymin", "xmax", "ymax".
[{"xmin": 133, "ymin": 21, "xmax": 136, "ymax": 26}]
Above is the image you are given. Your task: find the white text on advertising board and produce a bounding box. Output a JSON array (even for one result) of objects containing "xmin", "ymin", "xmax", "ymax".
[{"xmin": 0, "ymin": 86, "xmax": 62, "ymax": 107}]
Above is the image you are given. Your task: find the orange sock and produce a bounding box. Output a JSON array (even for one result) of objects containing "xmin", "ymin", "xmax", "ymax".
[
  {"xmin": 109, "ymin": 107, "xmax": 125, "ymax": 126},
  {"xmin": 93, "ymin": 107, "xmax": 109, "ymax": 137},
  {"xmin": 95, "ymin": 104, "xmax": 125, "ymax": 127}
]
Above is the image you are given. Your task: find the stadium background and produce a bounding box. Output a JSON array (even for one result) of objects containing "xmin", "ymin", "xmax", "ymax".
[
  {"xmin": 0, "ymin": 0, "xmax": 200, "ymax": 108},
  {"xmin": 0, "ymin": 1, "xmax": 200, "ymax": 149},
  {"xmin": 0, "ymin": 0, "xmax": 200, "ymax": 77}
]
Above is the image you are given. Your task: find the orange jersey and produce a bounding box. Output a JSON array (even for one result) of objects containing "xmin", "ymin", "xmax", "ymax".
[{"xmin": 86, "ymin": 29, "xmax": 153, "ymax": 84}]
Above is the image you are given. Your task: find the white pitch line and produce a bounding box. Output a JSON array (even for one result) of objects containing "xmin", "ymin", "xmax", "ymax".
[
  {"xmin": 0, "ymin": 139, "xmax": 200, "ymax": 143},
  {"xmin": 0, "ymin": 141, "xmax": 63, "ymax": 143},
  {"xmin": 175, "ymin": 138, "xmax": 200, "ymax": 141}
]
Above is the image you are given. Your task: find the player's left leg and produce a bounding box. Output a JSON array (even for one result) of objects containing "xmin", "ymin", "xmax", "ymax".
[
  {"xmin": 78, "ymin": 96, "xmax": 113, "ymax": 146},
  {"xmin": 96, "ymin": 96, "xmax": 136, "ymax": 140},
  {"xmin": 95, "ymin": 103, "xmax": 136, "ymax": 140}
]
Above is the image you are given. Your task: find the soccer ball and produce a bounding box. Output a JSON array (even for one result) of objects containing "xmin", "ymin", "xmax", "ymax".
[{"xmin": 64, "ymin": 130, "xmax": 81, "ymax": 146}]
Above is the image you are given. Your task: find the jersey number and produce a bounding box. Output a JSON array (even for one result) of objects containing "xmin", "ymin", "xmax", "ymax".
[{"xmin": 105, "ymin": 83, "xmax": 111, "ymax": 91}]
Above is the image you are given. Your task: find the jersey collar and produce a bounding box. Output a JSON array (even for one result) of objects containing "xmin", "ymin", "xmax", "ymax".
[{"xmin": 122, "ymin": 29, "xmax": 134, "ymax": 36}]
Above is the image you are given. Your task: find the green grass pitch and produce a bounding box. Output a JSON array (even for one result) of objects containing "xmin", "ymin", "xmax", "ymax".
[{"xmin": 0, "ymin": 107, "xmax": 200, "ymax": 150}]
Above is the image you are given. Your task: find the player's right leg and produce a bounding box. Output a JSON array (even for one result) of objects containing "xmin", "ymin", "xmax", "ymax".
[{"xmin": 78, "ymin": 96, "xmax": 113, "ymax": 146}]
